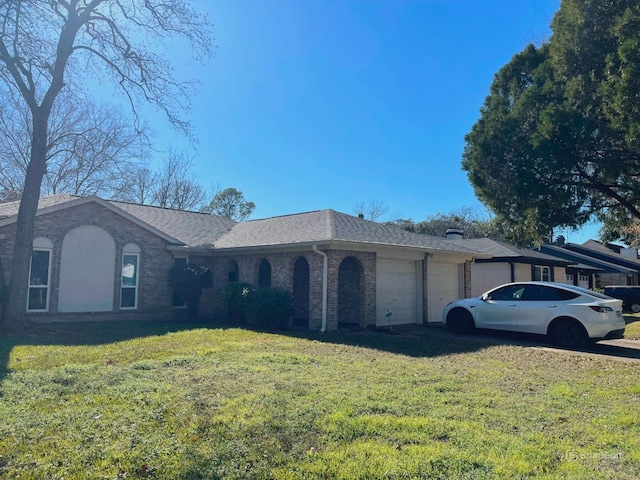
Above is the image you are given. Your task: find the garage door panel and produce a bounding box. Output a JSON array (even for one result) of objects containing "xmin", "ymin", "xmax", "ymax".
[
  {"xmin": 427, "ymin": 262, "xmax": 461, "ymax": 323},
  {"xmin": 376, "ymin": 259, "xmax": 421, "ymax": 326}
]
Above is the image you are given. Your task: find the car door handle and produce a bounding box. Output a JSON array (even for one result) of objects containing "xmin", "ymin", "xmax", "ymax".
[{"xmin": 547, "ymin": 306, "xmax": 557, "ymax": 308}]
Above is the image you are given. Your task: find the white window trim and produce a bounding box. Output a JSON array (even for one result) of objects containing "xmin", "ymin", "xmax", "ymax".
[
  {"xmin": 120, "ymin": 244, "xmax": 141, "ymax": 310},
  {"xmin": 534, "ymin": 265, "xmax": 551, "ymax": 282},
  {"xmin": 27, "ymin": 239, "xmax": 53, "ymax": 313}
]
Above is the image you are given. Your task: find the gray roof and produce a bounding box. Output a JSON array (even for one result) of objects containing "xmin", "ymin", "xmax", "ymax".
[
  {"xmin": 108, "ymin": 200, "xmax": 236, "ymax": 247},
  {"xmin": 535, "ymin": 245, "xmax": 604, "ymax": 272},
  {"xmin": 214, "ymin": 209, "xmax": 483, "ymax": 254},
  {"xmin": 540, "ymin": 243, "xmax": 638, "ymax": 273},
  {"xmin": 450, "ymin": 238, "xmax": 570, "ymax": 264},
  {"xmin": 1, "ymin": 195, "xmax": 482, "ymax": 256},
  {"xmin": 0, "ymin": 194, "xmax": 236, "ymax": 247},
  {"xmin": 0, "ymin": 194, "xmax": 78, "ymax": 218}
]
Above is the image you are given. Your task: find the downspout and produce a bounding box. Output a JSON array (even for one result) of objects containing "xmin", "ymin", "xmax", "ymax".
[{"xmin": 312, "ymin": 245, "xmax": 328, "ymax": 333}]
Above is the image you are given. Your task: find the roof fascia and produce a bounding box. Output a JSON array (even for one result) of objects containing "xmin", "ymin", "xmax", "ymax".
[
  {"xmin": 168, "ymin": 239, "xmax": 488, "ymax": 260},
  {"xmin": 0, "ymin": 195, "xmax": 183, "ymax": 245}
]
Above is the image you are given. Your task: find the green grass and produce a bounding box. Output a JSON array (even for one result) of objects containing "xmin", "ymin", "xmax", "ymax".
[
  {"xmin": 624, "ymin": 313, "xmax": 640, "ymax": 339},
  {"xmin": 1, "ymin": 321, "xmax": 639, "ymax": 479}
]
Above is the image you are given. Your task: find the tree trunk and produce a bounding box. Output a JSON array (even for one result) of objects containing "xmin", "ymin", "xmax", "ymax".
[{"xmin": 2, "ymin": 111, "xmax": 48, "ymax": 333}]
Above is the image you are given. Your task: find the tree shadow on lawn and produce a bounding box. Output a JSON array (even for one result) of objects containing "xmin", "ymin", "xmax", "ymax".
[{"xmin": 0, "ymin": 318, "xmax": 217, "ymax": 383}]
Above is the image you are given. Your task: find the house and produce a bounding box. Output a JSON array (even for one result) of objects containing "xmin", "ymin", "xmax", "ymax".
[
  {"xmin": 0, "ymin": 194, "xmax": 486, "ymax": 331},
  {"xmin": 539, "ymin": 240, "xmax": 640, "ymax": 288},
  {"xmin": 443, "ymin": 230, "xmax": 575, "ymax": 296}
]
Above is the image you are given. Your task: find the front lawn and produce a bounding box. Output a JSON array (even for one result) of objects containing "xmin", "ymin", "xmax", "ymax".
[
  {"xmin": 624, "ymin": 313, "xmax": 640, "ymax": 339},
  {"xmin": 0, "ymin": 321, "xmax": 639, "ymax": 479}
]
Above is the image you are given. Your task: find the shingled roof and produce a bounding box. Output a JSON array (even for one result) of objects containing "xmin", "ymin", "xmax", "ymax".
[
  {"xmin": 0, "ymin": 195, "xmax": 484, "ymax": 256},
  {"xmin": 0, "ymin": 194, "xmax": 236, "ymax": 247},
  {"xmin": 214, "ymin": 209, "xmax": 483, "ymax": 255},
  {"xmin": 108, "ymin": 200, "xmax": 236, "ymax": 248},
  {"xmin": 448, "ymin": 238, "xmax": 570, "ymax": 264}
]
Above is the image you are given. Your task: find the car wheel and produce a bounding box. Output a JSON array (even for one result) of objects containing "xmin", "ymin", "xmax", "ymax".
[
  {"xmin": 631, "ymin": 303, "xmax": 640, "ymax": 313},
  {"xmin": 446, "ymin": 309, "xmax": 475, "ymax": 335},
  {"xmin": 549, "ymin": 319, "xmax": 588, "ymax": 348}
]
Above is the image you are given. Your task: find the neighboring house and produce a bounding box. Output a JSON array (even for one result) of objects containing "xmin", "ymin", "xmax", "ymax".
[
  {"xmin": 0, "ymin": 194, "xmax": 485, "ymax": 330},
  {"xmin": 444, "ymin": 230, "xmax": 575, "ymax": 296},
  {"xmin": 550, "ymin": 240, "xmax": 640, "ymax": 287}
]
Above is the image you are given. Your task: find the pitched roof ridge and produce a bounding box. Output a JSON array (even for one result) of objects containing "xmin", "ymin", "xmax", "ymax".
[
  {"xmin": 106, "ymin": 198, "xmax": 224, "ymax": 217},
  {"xmin": 240, "ymin": 209, "xmax": 332, "ymax": 223},
  {"xmin": 326, "ymin": 209, "xmax": 337, "ymax": 238}
]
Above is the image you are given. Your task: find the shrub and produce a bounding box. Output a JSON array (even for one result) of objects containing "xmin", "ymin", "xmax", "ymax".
[
  {"xmin": 220, "ymin": 284, "xmax": 293, "ymax": 329},
  {"xmin": 168, "ymin": 263, "xmax": 213, "ymax": 320},
  {"xmin": 218, "ymin": 282, "xmax": 253, "ymax": 325}
]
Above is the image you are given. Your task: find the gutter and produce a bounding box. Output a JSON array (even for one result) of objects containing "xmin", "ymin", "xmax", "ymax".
[{"xmin": 312, "ymin": 245, "xmax": 328, "ymax": 333}]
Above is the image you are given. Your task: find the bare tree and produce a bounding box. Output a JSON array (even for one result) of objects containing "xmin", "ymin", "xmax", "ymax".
[
  {"xmin": 112, "ymin": 167, "xmax": 157, "ymax": 205},
  {"xmin": 203, "ymin": 187, "xmax": 255, "ymax": 221},
  {"xmin": 0, "ymin": 89, "xmax": 149, "ymax": 199},
  {"xmin": 151, "ymin": 151, "xmax": 207, "ymax": 211},
  {"xmin": 0, "ymin": 0, "xmax": 212, "ymax": 331},
  {"xmin": 353, "ymin": 200, "xmax": 389, "ymax": 222}
]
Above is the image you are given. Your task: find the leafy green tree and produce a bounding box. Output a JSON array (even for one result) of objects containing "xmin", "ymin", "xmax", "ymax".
[
  {"xmin": 0, "ymin": 1, "xmax": 211, "ymax": 332},
  {"xmin": 203, "ymin": 187, "xmax": 255, "ymax": 221},
  {"xmin": 463, "ymin": 0, "xmax": 640, "ymax": 246},
  {"xmin": 388, "ymin": 207, "xmax": 503, "ymax": 240},
  {"xmin": 168, "ymin": 264, "xmax": 213, "ymax": 320}
]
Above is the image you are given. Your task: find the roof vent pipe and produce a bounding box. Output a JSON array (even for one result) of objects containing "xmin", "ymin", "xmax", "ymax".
[
  {"xmin": 312, "ymin": 245, "xmax": 328, "ymax": 333},
  {"xmin": 445, "ymin": 228, "xmax": 464, "ymax": 240}
]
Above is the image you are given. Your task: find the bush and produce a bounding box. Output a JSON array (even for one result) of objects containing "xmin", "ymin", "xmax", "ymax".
[
  {"xmin": 220, "ymin": 284, "xmax": 293, "ymax": 329},
  {"xmin": 219, "ymin": 282, "xmax": 253, "ymax": 325},
  {"xmin": 168, "ymin": 264, "xmax": 213, "ymax": 320}
]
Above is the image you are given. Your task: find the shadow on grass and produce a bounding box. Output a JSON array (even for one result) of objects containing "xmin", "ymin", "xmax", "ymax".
[
  {"xmin": 0, "ymin": 318, "xmax": 219, "ymax": 383},
  {"xmin": 2, "ymin": 318, "xmax": 638, "ymax": 385}
]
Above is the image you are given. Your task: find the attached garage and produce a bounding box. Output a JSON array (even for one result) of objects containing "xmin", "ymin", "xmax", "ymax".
[
  {"xmin": 427, "ymin": 261, "xmax": 463, "ymax": 322},
  {"xmin": 376, "ymin": 258, "xmax": 423, "ymax": 326},
  {"xmin": 470, "ymin": 263, "xmax": 510, "ymax": 296}
]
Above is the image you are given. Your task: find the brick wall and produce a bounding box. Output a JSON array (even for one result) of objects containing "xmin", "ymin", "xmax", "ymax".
[
  {"xmin": 0, "ymin": 202, "xmax": 176, "ymax": 322},
  {"xmin": 190, "ymin": 248, "xmax": 377, "ymax": 331}
]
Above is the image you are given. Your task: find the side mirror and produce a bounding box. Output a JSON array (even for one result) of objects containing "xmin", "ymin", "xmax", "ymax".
[{"xmin": 481, "ymin": 294, "xmax": 490, "ymax": 301}]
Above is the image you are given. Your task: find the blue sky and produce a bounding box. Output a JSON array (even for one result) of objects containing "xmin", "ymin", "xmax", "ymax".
[{"xmin": 149, "ymin": 0, "xmax": 601, "ymax": 242}]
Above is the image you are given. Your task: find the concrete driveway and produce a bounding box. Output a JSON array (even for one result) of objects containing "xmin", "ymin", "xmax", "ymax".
[{"xmin": 401, "ymin": 323, "xmax": 640, "ymax": 363}]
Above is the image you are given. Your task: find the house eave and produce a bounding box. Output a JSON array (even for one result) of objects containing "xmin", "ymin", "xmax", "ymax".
[
  {"xmin": 0, "ymin": 195, "xmax": 184, "ymax": 245},
  {"xmin": 167, "ymin": 239, "xmax": 487, "ymax": 260}
]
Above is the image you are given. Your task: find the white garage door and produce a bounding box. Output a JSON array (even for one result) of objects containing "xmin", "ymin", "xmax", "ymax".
[
  {"xmin": 470, "ymin": 263, "xmax": 511, "ymax": 297},
  {"xmin": 376, "ymin": 259, "xmax": 422, "ymax": 326},
  {"xmin": 427, "ymin": 262, "xmax": 461, "ymax": 322}
]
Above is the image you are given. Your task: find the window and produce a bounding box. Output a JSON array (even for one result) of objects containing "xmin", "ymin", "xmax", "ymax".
[
  {"xmin": 487, "ymin": 285, "xmax": 525, "ymax": 301},
  {"xmin": 226, "ymin": 260, "xmax": 239, "ymax": 282},
  {"xmin": 120, "ymin": 244, "xmax": 140, "ymax": 309},
  {"xmin": 522, "ymin": 285, "xmax": 579, "ymax": 301},
  {"xmin": 258, "ymin": 259, "xmax": 271, "ymax": 287},
  {"xmin": 533, "ymin": 266, "xmax": 551, "ymax": 282},
  {"xmin": 27, "ymin": 238, "xmax": 53, "ymax": 312},
  {"xmin": 172, "ymin": 256, "xmax": 188, "ymax": 307}
]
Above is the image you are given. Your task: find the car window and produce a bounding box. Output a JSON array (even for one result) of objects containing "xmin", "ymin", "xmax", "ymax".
[
  {"xmin": 522, "ymin": 285, "xmax": 579, "ymax": 301},
  {"xmin": 488, "ymin": 285, "xmax": 525, "ymax": 301}
]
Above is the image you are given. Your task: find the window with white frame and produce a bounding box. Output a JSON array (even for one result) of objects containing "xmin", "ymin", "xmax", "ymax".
[
  {"xmin": 120, "ymin": 243, "xmax": 141, "ymax": 309},
  {"xmin": 172, "ymin": 256, "xmax": 188, "ymax": 307},
  {"xmin": 27, "ymin": 237, "xmax": 53, "ymax": 312},
  {"xmin": 533, "ymin": 265, "xmax": 551, "ymax": 282}
]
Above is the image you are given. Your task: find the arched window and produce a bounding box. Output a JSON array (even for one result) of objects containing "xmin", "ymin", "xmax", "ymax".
[
  {"xmin": 27, "ymin": 237, "xmax": 53, "ymax": 312},
  {"xmin": 121, "ymin": 243, "xmax": 141, "ymax": 309},
  {"xmin": 226, "ymin": 260, "xmax": 239, "ymax": 282},
  {"xmin": 258, "ymin": 259, "xmax": 271, "ymax": 287}
]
